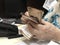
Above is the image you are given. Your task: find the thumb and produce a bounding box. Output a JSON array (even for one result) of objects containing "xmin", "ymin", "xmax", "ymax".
[
  {"xmin": 25, "ymin": 11, "xmax": 29, "ymax": 16},
  {"xmin": 41, "ymin": 19, "xmax": 50, "ymax": 25}
]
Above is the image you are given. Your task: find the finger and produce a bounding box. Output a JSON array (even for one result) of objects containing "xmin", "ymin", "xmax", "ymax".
[
  {"xmin": 21, "ymin": 15, "xmax": 28, "ymax": 23},
  {"xmin": 25, "ymin": 11, "xmax": 29, "ymax": 16},
  {"xmin": 41, "ymin": 19, "xmax": 50, "ymax": 25},
  {"xmin": 29, "ymin": 21, "xmax": 46, "ymax": 31},
  {"xmin": 21, "ymin": 18, "xmax": 26, "ymax": 23},
  {"xmin": 21, "ymin": 15, "xmax": 38, "ymax": 24},
  {"xmin": 28, "ymin": 24, "xmax": 33, "ymax": 30},
  {"xmin": 28, "ymin": 24, "xmax": 40, "ymax": 37},
  {"xmin": 28, "ymin": 24, "xmax": 35, "ymax": 34},
  {"xmin": 28, "ymin": 21, "xmax": 38, "ymax": 29},
  {"xmin": 22, "ymin": 14, "xmax": 39, "ymax": 24}
]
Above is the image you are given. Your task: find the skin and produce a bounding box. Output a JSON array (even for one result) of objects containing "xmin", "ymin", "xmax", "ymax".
[{"xmin": 21, "ymin": 12, "xmax": 60, "ymax": 42}]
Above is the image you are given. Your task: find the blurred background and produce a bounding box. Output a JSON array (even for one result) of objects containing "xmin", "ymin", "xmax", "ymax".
[{"xmin": 0, "ymin": 0, "xmax": 47, "ymax": 19}]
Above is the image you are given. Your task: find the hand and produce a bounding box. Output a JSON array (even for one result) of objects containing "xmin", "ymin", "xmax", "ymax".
[
  {"xmin": 28, "ymin": 19, "xmax": 60, "ymax": 41},
  {"xmin": 21, "ymin": 11, "xmax": 30, "ymax": 23},
  {"xmin": 21, "ymin": 11, "xmax": 60, "ymax": 41},
  {"xmin": 21, "ymin": 11, "xmax": 39, "ymax": 24}
]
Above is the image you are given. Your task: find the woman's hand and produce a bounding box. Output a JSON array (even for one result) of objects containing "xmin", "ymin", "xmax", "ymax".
[
  {"xmin": 21, "ymin": 11, "xmax": 60, "ymax": 41},
  {"xmin": 28, "ymin": 19, "xmax": 60, "ymax": 41}
]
